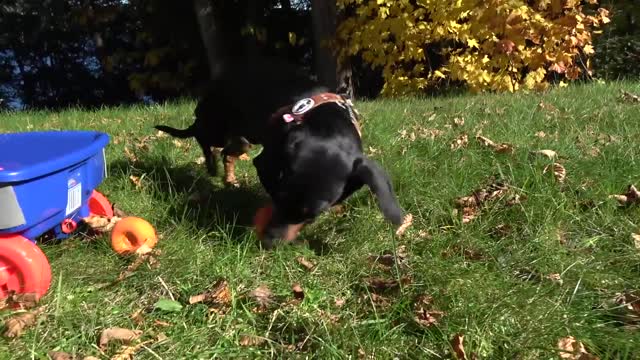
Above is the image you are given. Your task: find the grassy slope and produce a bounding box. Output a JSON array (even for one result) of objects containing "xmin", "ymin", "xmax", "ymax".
[{"xmin": 1, "ymin": 81, "xmax": 640, "ymax": 359}]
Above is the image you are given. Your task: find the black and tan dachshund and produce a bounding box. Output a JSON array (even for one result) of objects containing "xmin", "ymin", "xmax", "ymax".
[{"xmin": 253, "ymin": 92, "xmax": 405, "ymax": 249}]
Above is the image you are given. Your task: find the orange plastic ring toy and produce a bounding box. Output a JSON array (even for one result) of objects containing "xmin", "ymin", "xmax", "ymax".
[{"xmin": 110, "ymin": 216, "xmax": 157, "ymax": 255}]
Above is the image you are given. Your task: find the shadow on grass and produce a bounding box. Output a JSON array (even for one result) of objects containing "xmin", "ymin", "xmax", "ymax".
[{"xmin": 108, "ymin": 156, "xmax": 268, "ymax": 243}]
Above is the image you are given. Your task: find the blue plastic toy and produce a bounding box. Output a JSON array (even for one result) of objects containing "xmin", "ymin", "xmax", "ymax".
[{"xmin": 0, "ymin": 130, "xmax": 113, "ymax": 301}]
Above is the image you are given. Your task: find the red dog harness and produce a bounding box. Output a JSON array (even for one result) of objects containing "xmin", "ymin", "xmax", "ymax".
[{"xmin": 270, "ymin": 93, "xmax": 362, "ymax": 137}]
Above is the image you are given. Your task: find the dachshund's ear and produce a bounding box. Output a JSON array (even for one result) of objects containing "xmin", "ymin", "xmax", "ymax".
[{"xmin": 354, "ymin": 158, "xmax": 404, "ymax": 225}]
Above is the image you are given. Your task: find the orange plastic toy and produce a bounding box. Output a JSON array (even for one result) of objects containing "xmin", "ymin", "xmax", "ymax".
[
  {"xmin": 110, "ymin": 216, "xmax": 158, "ymax": 255},
  {"xmin": 0, "ymin": 235, "xmax": 52, "ymax": 302}
]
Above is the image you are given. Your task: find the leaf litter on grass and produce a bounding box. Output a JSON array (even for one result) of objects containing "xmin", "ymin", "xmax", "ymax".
[
  {"xmin": 557, "ymin": 336, "xmax": 599, "ymax": 359},
  {"xmin": 609, "ymin": 184, "xmax": 640, "ymax": 206},
  {"xmin": 98, "ymin": 327, "xmax": 143, "ymax": 350},
  {"xmin": 413, "ymin": 294, "xmax": 445, "ymax": 328},
  {"xmin": 2, "ymin": 306, "xmax": 46, "ymax": 338}
]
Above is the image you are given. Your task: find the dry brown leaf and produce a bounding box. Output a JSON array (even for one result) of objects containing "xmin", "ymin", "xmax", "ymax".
[
  {"xmin": 250, "ymin": 284, "xmax": 273, "ymax": 309},
  {"xmin": 546, "ymin": 273, "xmax": 564, "ymax": 285},
  {"xmin": 395, "ymin": 213, "xmax": 413, "ymax": 236},
  {"xmin": 84, "ymin": 215, "xmax": 121, "ymax": 233},
  {"xmin": 153, "ymin": 320, "xmax": 171, "ymax": 328},
  {"xmin": 535, "ymin": 131, "xmax": 546, "ymax": 138},
  {"xmin": 238, "ymin": 153, "xmax": 251, "ymax": 161},
  {"xmin": 172, "ymin": 139, "xmax": 183, "ymax": 148},
  {"xmin": 621, "ymin": 90, "xmax": 640, "ymax": 103},
  {"xmin": 632, "ymin": 233, "xmax": 640, "ymax": 250},
  {"xmin": 368, "ymin": 246, "xmax": 408, "ymax": 268},
  {"xmin": 111, "ymin": 339, "xmax": 153, "ymax": 360},
  {"xmin": 476, "ymin": 135, "xmax": 496, "ymax": 148},
  {"xmin": 123, "ymin": 146, "xmax": 138, "ymax": 163},
  {"xmin": 188, "ymin": 279, "xmax": 232, "ymax": 306},
  {"xmin": 292, "ymin": 283, "xmax": 305, "ymax": 301},
  {"xmin": 195, "ymin": 156, "xmax": 206, "ymax": 165},
  {"xmin": 609, "ymin": 185, "xmax": 640, "ymax": 206},
  {"xmin": 130, "ymin": 309, "xmax": 144, "ymax": 325},
  {"xmin": 48, "ymin": 351, "xmax": 73, "ymax": 360},
  {"xmin": 129, "ymin": 175, "xmax": 142, "ymax": 189},
  {"xmin": 557, "ymin": 336, "xmax": 598, "ymax": 359},
  {"xmin": 239, "ymin": 334, "xmax": 266, "ymax": 347},
  {"xmin": 451, "ymin": 333, "xmax": 467, "ymax": 360},
  {"xmin": 112, "ymin": 204, "xmax": 129, "ymax": 218},
  {"xmin": 454, "ymin": 182, "xmax": 509, "ymax": 209},
  {"xmin": 531, "ymin": 149, "xmax": 558, "ymax": 159},
  {"xmin": 83, "ymin": 357, "xmax": 100, "ymax": 360},
  {"xmin": 334, "ymin": 298, "xmax": 346, "ymax": 307},
  {"xmin": 364, "ymin": 276, "xmax": 411, "ymax": 294},
  {"xmin": 538, "ymin": 100, "xmax": 559, "ymax": 113},
  {"xmin": 98, "ymin": 327, "xmax": 142, "ymax": 350},
  {"xmin": 296, "ymin": 256, "xmax": 316, "ymax": 271},
  {"xmin": 453, "ymin": 117, "xmax": 465, "ymax": 127},
  {"xmin": 450, "ymin": 134, "xmax": 469, "ymax": 150},
  {"xmin": 613, "ymin": 291, "xmax": 640, "ymax": 316},
  {"xmin": 155, "ymin": 130, "xmax": 167, "ymax": 138},
  {"xmin": 543, "ymin": 163, "xmax": 567, "ymax": 184},
  {"xmin": 587, "ymin": 147, "xmax": 601, "ymax": 157},
  {"xmin": 3, "ymin": 307, "xmax": 45, "ymax": 338},
  {"xmin": 413, "ymin": 295, "xmax": 444, "ymax": 327},
  {"xmin": 461, "ymin": 207, "xmax": 479, "ymax": 224},
  {"xmin": 2, "ymin": 292, "xmax": 39, "ymax": 310}
]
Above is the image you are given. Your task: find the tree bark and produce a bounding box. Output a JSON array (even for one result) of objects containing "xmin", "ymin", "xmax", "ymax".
[
  {"xmin": 193, "ymin": 0, "xmax": 221, "ymax": 79},
  {"xmin": 311, "ymin": 0, "xmax": 353, "ymax": 97}
]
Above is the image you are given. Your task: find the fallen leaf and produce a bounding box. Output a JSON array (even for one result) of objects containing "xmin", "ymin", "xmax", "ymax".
[
  {"xmin": 535, "ymin": 131, "xmax": 546, "ymax": 138},
  {"xmin": 130, "ymin": 309, "xmax": 144, "ymax": 325},
  {"xmin": 367, "ymin": 146, "xmax": 379, "ymax": 156},
  {"xmin": 83, "ymin": 357, "xmax": 100, "ymax": 360},
  {"xmin": 156, "ymin": 332, "xmax": 169, "ymax": 342},
  {"xmin": 450, "ymin": 134, "xmax": 469, "ymax": 150},
  {"xmin": 413, "ymin": 295, "xmax": 444, "ymax": 327},
  {"xmin": 543, "ymin": 163, "xmax": 567, "ymax": 184},
  {"xmin": 538, "ymin": 101, "xmax": 559, "ymax": 113},
  {"xmin": 364, "ymin": 276, "xmax": 410, "ymax": 294},
  {"xmin": 188, "ymin": 279, "xmax": 232, "ymax": 306},
  {"xmin": 238, "ymin": 153, "xmax": 251, "ymax": 161},
  {"xmin": 475, "ymin": 135, "xmax": 515, "ymax": 154},
  {"xmin": 587, "ymin": 147, "xmax": 601, "ymax": 157},
  {"xmin": 48, "ymin": 351, "xmax": 73, "ymax": 360},
  {"xmin": 557, "ymin": 336, "xmax": 598, "ymax": 359},
  {"xmin": 460, "ymin": 207, "xmax": 479, "ymax": 224},
  {"xmin": 83, "ymin": 215, "xmax": 121, "ymax": 233},
  {"xmin": 451, "ymin": 333, "xmax": 467, "ymax": 360},
  {"xmin": 154, "ymin": 320, "xmax": 171, "ymax": 328},
  {"xmin": 453, "ymin": 117, "xmax": 465, "ymax": 127},
  {"xmin": 633, "ymin": 233, "xmax": 640, "ymax": 250},
  {"xmin": 395, "ymin": 213, "xmax": 413, "ymax": 236},
  {"xmin": 123, "ymin": 146, "xmax": 138, "ymax": 163},
  {"xmin": 368, "ymin": 246, "xmax": 408, "ymax": 268},
  {"xmin": 154, "ymin": 298, "xmax": 183, "ymax": 313},
  {"xmin": 454, "ymin": 181, "xmax": 509, "ymax": 208},
  {"xmin": 296, "ymin": 256, "xmax": 316, "ymax": 271},
  {"xmin": 3, "ymin": 307, "xmax": 45, "ymax": 338},
  {"xmin": 609, "ymin": 185, "xmax": 640, "ymax": 206},
  {"xmin": 129, "ymin": 175, "xmax": 142, "ymax": 189},
  {"xmin": 98, "ymin": 327, "xmax": 142, "ymax": 350},
  {"xmin": 172, "ymin": 139, "xmax": 184, "ymax": 148},
  {"xmin": 531, "ymin": 149, "xmax": 558, "ymax": 159},
  {"xmin": 111, "ymin": 339, "xmax": 153, "ymax": 360},
  {"xmin": 195, "ymin": 156, "xmax": 206, "ymax": 165},
  {"xmin": 2, "ymin": 292, "xmax": 39, "ymax": 310},
  {"xmin": 621, "ymin": 90, "xmax": 640, "ymax": 103},
  {"xmin": 155, "ymin": 130, "xmax": 167, "ymax": 138},
  {"xmin": 239, "ymin": 335, "xmax": 266, "ymax": 347},
  {"xmin": 292, "ymin": 283, "xmax": 305, "ymax": 301},
  {"xmin": 112, "ymin": 204, "xmax": 129, "ymax": 218},
  {"xmin": 250, "ymin": 284, "xmax": 273, "ymax": 310},
  {"xmin": 546, "ymin": 273, "xmax": 563, "ymax": 285},
  {"xmin": 334, "ymin": 298, "xmax": 346, "ymax": 307}
]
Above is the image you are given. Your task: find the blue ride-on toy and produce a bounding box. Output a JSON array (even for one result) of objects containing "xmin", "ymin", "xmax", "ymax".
[{"xmin": 0, "ymin": 130, "xmax": 113, "ymax": 302}]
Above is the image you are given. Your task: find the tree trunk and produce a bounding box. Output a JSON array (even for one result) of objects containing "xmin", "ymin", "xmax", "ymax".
[
  {"xmin": 311, "ymin": 0, "xmax": 353, "ymax": 97},
  {"xmin": 193, "ymin": 0, "xmax": 221, "ymax": 79}
]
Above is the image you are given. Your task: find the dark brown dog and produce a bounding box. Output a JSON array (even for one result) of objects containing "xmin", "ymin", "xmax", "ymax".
[{"xmin": 154, "ymin": 57, "xmax": 324, "ymax": 186}]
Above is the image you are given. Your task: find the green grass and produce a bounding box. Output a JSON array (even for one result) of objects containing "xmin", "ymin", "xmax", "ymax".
[{"xmin": 2, "ymin": 81, "xmax": 640, "ymax": 359}]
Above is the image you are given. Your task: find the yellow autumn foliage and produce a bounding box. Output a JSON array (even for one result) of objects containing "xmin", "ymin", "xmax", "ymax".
[{"xmin": 335, "ymin": 0, "xmax": 610, "ymax": 96}]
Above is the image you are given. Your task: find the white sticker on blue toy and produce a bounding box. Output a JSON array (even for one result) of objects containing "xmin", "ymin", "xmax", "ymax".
[{"xmin": 66, "ymin": 178, "xmax": 82, "ymax": 215}]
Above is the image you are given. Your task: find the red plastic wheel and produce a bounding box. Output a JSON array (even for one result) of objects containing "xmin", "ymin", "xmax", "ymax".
[
  {"xmin": 0, "ymin": 235, "xmax": 52, "ymax": 301},
  {"xmin": 88, "ymin": 190, "xmax": 113, "ymax": 218}
]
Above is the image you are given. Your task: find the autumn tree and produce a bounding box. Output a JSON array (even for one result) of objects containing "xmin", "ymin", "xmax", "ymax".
[{"xmin": 335, "ymin": 0, "xmax": 611, "ymax": 96}]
